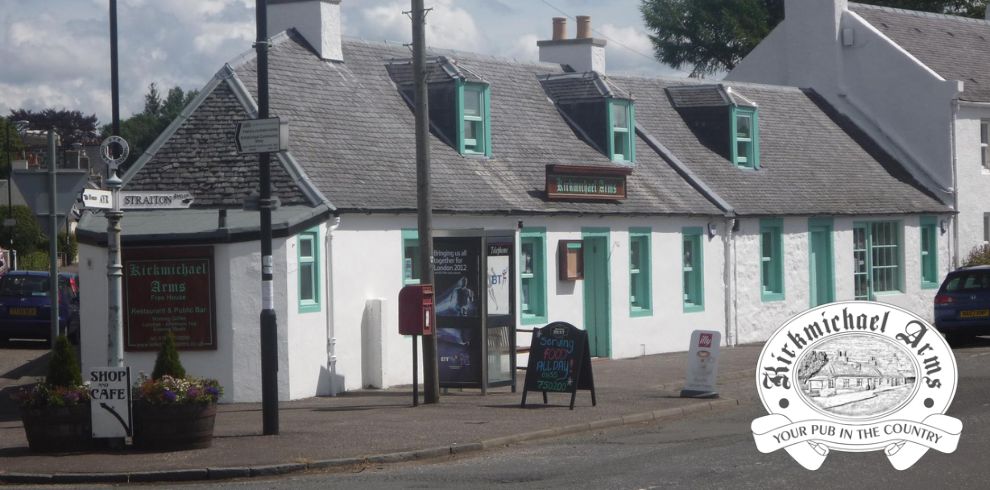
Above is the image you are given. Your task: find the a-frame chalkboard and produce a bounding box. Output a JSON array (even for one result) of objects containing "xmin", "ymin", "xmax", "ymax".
[{"xmin": 520, "ymin": 322, "xmax": 597, "ymax": 410}]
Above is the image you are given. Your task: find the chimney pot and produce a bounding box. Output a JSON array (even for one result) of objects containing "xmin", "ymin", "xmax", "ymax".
[
  {"xmin": 552, "ymin": 17, "xmax": 567, "ymax": 41},
  {"xmin": 576, "ymin": 15, "xmax": 591, "ymax": 39}
]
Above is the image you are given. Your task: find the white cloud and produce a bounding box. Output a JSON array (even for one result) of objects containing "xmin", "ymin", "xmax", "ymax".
[{"xmin": 350, "ymin": 0, "xmax": 484, "ymax": 51}]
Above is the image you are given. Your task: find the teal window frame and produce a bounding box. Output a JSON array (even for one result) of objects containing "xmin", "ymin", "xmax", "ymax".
[
  {"xmin": 854, "ymin": 221, "xmax": 903, "ymax": 300},
  {"xmin": 629, "ymin": 228, "xmax": 652, "ymax": 316},
  {"xmin": 519, "ymin": 228, "xmax": 547, "ymax": 325},
  {"xmin": 608, "ymin": 99, "xmax": 635, "ymax": 163},
  {"xmin": 920, "ymin": 216, "xmax": 938, "ymax": 289},
  {"xmin": 982, "ymin": 120, "xmax": 989, "ymax": 171},
  {"xmin": 760, "ymin": 218, "xmax": 784, "ymax": 301},
  {"xmin": 402, "ymin": 229, "xmax": 421, "ymax": 285},
  {"xmin": 457, "ymin": 81, "xmax": 492, "ymax": 157},
  {"xmin": 731, "ymin": 106, "xmax": 759, "ymax": 169},
  {"xmin": 682, "ymin": 227, "xmax": 704, "ymax": 312},
  {"xmin": 297, "ymin": 227, "xmax": 321, "ymax": 313}
]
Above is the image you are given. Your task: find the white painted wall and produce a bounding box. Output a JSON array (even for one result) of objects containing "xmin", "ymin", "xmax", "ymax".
[{"xmin": 954, "ymin": 106, "xmax": 990, "ymax": 258}]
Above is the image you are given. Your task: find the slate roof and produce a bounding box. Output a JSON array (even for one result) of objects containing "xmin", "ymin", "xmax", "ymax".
[
  {"xmin": 539, "ymin": 72, "xmax": 632, "ymax": 102},
  {"xmin": 851, "ymin": 3, "xmax": 990, "ymax": 102},
  {"xmin": 178, "ymin": 32, "xmax": 721, "ymax": 216},
  {"xmin": 666, "ymin": 84, "xmax": 755, "ymax": 109},
  {"xmin": 618, "ymin": 76, "xmax": 949, "ymax": 216},
  {"xmin": 385, "ymin": 56, "xmax": 486, "ymax": 86}
]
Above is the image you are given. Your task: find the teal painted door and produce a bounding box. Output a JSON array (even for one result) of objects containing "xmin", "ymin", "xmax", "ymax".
[
  {"xmin": 583, "ymin": 234, "xmax": 610, "ymax": 357},
  {"xmin": 809, "ymin": 221, "xmax": 834, "ymax": 307}
]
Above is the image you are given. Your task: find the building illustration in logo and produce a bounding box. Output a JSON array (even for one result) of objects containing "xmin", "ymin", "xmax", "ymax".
[{"xmin": 752, "ymin": 302, "xmax": 963, "ymax": 470}]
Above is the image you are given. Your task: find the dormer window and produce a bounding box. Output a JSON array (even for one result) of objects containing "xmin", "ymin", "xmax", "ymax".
[
  {"xmin": 609, "ymin": 99, "xmax": 635, "ymax": 163},
  {"xmin": 387, "ymin": 56, "xmax": 492, "ymax": 158},
  {"xmin": 460, "ymin": 82, "xmax": 491, "ymax": 156},
  {"xmin": 731, "ymin": 106, "xmax": 759, "ymax": 169}
]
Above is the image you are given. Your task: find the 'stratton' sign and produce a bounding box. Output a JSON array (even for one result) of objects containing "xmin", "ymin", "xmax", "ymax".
[
  {"xmin": 545, "ymin": 164, "xmax": 631, "ymax": 201},
  {"xmin": 120, "ymin": 191, "xmax": 194, "ymax": 209}
]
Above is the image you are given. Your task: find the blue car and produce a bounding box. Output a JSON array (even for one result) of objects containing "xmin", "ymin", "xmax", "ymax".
[
  {"xmin": 933, "ymin": 265, "xmax": 990, "ymax": 337},
  {"xmin": 0, "ymin": 271, "xmax": 80, "ymax": 343}
]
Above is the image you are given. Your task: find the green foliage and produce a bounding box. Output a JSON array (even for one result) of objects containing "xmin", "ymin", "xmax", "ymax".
[
  {"xmin": 8, "ymin": 108, "xmax": 99, "ymax": 147},
  {"xmin": 152, "ymin": 330, "xmax": 187, "ymax": 380},
  {"xmin": 20, "ymin": 251, "xmax": 50, "ymax": 271},
  {"xmin": 1, "ymin": 118, "xmax": 27, "ymax": 176},
  {"xmin": 54, "ymin": 231, "xmax": 77, "ymax": 265},
  {"xmin": 640, "ymin": 0, "xmax": 988, "ymax": 77},
  {"xmin": 104, "ymin": 83, "xmax": 199, "ymax": 172},
  {"xmin": 963, "ymin": 243, "xmax": 990, "ymax": 266},
  {"xmin": 46, "ymin": 335, "xmax": 82, "ymax": 388},
  {"xmin": 0, "ymin": 205, "xmax": 44, "ymax": 255}
]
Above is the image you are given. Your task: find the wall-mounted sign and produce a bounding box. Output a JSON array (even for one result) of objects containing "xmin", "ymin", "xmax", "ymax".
[
  {"xmin": 545, "ymin": 164, "xmax": 631, "ymax": 201},
  {"xmin": 122, "ymin": 246, "xmax": 217, "ymax": 351}
]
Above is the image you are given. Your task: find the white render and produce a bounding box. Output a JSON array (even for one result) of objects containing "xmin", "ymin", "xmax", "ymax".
[
  {"xmin": 727, "ymin": 0, "xmax": 990, "ymax": 263},
  {"xmin": 268, "ymin": 0, "xmax": 343, "ymax": 62},
  {"xmin": 537, "ymin": 39, "xmax": 607, "ymax": 74},
  {"xmin": 79, "ymin": 211, "xmax": 948, "ymax": 401}
]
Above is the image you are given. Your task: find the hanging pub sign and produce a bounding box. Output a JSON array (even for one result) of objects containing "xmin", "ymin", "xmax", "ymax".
[
  {"xmin": 545, "ymin": 164, "xmax": 631, "ymax": 201},
  {"xmin": 122, "ymin": 246, "xmax": 217, "ymax": 351}
]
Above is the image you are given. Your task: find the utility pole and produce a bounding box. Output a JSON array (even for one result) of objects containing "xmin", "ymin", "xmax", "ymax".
[
  {"xmin": 411, "ymin": 0, "xmax": 439, "ymax": 404},
  {"xmin": 255, "ymin": 0, "xmax": 279, "ymax": 435},
  {"xmin": 48, "ymin": 129, "xmax": 59, "ymax": 347},
  {"xmin": 106, "ymin": 0, "xmax": 125, "ymax": 367}
]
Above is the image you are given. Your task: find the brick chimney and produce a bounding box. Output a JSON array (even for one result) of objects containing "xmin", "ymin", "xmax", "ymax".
[
  {"xmin": 537, "ymin": 15, "xmax": 606, "ymax": 73},
  {"xmin": 268, "ymin": 0, "xmax": 343, "ymax": 62}
]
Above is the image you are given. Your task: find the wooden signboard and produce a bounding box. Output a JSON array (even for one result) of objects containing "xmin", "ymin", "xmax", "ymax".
[{"xmin": 520, "ymin": 321, "xmax": 597, "ymax": 410}]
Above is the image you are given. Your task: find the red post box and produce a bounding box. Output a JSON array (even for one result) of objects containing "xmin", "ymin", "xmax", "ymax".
[{"xmin": 399, "ymin": 284, "xmax": 434, "ymax": 336}]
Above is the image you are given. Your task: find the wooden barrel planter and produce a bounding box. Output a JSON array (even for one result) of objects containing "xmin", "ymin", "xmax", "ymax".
[
  {"xmin": 20, "ymin": 403, "xmax": 95, "ymax": 453},
  {"xmin": 132, "ymin": 401, "xmax": 217, "ymax": 451}
]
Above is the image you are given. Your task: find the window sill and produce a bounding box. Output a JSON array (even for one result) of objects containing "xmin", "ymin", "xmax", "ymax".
[
  {"xmin": 921, "ymin": 282, "xmax": 939, "ymax": 290},
  {"xmin": 683, "ymin": 304, "xmax": 705, "ymax": 313},
  {"xmin": 873, "ymin": 290, "xmax": 904, "ymax": 297},
  {"xmin": 298, "ymin": 302, "xmax": 321, "ymax": 314},
  {"xmin": 630, "ymin": 307, "xmax": 652, "ymax": 318},
  {"xmin": 761, "ymin": 292, "xmax": 785, "ymax": 302},
  {"xmin": 521, "ymin": 314, "xmax": 547, "ymax": 326}
]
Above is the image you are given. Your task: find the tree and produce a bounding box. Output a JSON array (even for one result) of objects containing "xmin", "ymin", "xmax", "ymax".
[
  {"xmin": 0, "ymin": 205, "xmax": 45, "ymax": 256},
  {"xmin": 8, "ymin": 108, "xmax": 99, "ymax": 148},
  {"xmin": 47, "ymin": 335, "xmax": 83, "ymax": 388},
  {"xmin": 641, "ymin": 0, "xmax": 989, "ymax": 77},
  {"xmin": 106, "ymin": 83, "xmax": 198, "ymax": 171},
  {"xmin": 1, "ymin": 118, "xmax": 27, "ymax": 176},
  {"xmin": 152, "ymin": 330, "xmax": 187, "ymax": 380}
]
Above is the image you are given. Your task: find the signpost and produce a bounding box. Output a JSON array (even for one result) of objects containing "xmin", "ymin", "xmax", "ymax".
[
  {"xmin": 235, "ymin": 117, "xmax": 288, "ymax": 154},
  {"xmin": 680, "ymin": 330, "xmax": 721, "ymax": 398},
  {"xmin": 89, "ymin": 366, "xmax": 132, "ymax": 438},
  {"xmin": 81, "ymin": 189, "xmax": 113, "ymax": 209}
]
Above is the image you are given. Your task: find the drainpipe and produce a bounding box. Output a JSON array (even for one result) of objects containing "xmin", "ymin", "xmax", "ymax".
[
  {"xmin": 723, "ymin": 217, "xmax": 737, "ymax": 346},
  {"xmin": 950, "ymin": 100, "xmax": 960, "ymax": 269},
  {"xmin": 325, "ymin": 215, "xmax": 341, "ymax": 396}
]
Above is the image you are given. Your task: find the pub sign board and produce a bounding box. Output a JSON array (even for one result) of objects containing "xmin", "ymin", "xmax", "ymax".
[
  {"xmin": 545, "ymin": 164, "xmax": 631, "ymax": 201},
  {"xmin": 123, "ymin": 246, "xmax": 217, "ymax": 351}
]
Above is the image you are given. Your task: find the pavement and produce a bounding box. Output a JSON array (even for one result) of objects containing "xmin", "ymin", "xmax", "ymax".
[{"xmin": 0, "ymin": 343, "xmax": 763, "ymax": 485}]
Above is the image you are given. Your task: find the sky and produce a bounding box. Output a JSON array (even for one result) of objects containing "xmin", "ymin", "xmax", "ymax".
[{"xmin": 0, "ymin": 0, "xmax": 686, "ymax": 127}]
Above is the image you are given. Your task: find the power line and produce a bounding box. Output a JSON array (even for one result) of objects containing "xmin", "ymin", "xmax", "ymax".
[{"xmin": 539, "ymin": 0, "xmax": 657, "ymax": 62}]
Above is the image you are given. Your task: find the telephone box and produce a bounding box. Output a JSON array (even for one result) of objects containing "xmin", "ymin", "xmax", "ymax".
[{"xmin": 399, "ymin": 284, "xmax": 434, "ymax": 336}]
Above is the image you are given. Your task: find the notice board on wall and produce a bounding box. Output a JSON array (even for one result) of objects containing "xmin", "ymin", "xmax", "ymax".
[
  {"xmin": 122, "ymin": 246, "xmax": 217, "ymax": 351},
  {"xmin": 520, "ymin": 321, "xmax": 596, "ymax": 410}
]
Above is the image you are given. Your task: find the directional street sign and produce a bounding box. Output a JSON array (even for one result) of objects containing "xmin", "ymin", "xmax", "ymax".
[
  {"xmin": 235, "ymin": 117, "xmax": 288, "ymax": 154},
  {"xmin": 81, "ymin": 188, "xmax": 114, "ymax": 209},
  {"xmin": 120, "ymin": 191, "xmax": 194, "ymax": 210}
]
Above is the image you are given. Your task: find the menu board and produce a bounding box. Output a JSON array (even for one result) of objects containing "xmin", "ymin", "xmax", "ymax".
[{"xmin": 520, "ymin": 322, "xmax": 596, "ymax": 410}]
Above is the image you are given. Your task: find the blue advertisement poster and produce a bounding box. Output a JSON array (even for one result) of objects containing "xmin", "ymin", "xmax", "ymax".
[{"xmin": 435, "ymin": 236, "xmax": 482, "ymax": 386}]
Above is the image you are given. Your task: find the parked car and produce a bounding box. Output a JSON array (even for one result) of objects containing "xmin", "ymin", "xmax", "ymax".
[
  {"xmin": 933, "ymin": 265, "xmax": 990, "ymax": 337},
  {"xmin": 0, "ymin": 271, "xmax": 80, "ymax": 343}
]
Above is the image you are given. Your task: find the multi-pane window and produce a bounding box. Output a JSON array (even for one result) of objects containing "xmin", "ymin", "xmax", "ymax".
[
  {"xmin": 854, "ymin": 221, "xmax": 903, "ymax": 300},
  {"xmin": 629, "ymin": 228, "xmax": 651, "ymax": 316},
  {"xmin": 298, "ymin": 228, "xmax": 320, "ymax": 313},
  {"xmin": 920, "ymin": 217, "xmax": 938, "ymax": 289},
  {"xmin": 402, "ymin": 229, "xmax": 421, "ymax": 285},
  {"xmin": 609, "ymin": 99, "xmax": 635, "ymax": 163},
  {"xmin": 520, "ymin": 228, "xmax": 547, "ymax": 324},
  {"xmin": 984, "ymin": 213, "xmax": 990, "ymax": 243},
  {"xmin": 760, "ymin": 219, "xmax": 784, "ymax": 301},
  {"xmin": 732, "ymin": 107, "xmax": 759, "ymax": 169},
  {"xmin": 460, "ymin": 83, "xmax": 491, "ymax": 156},
  {"xmin": 982, "ymin": 120, "xmax": 989, "ymax": 172},
  {"xmin": 682, "ymin": 227, "xmax": 704, "ymax": 312}
]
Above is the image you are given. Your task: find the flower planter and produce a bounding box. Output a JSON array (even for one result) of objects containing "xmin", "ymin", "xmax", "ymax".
[
  {"xmin": 132, "ymin": 401, "xmax": 217, "ymax": 451},
  {"xmin": 20, "ymin": 403, "xmax": 95, "ymax": 453}
]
